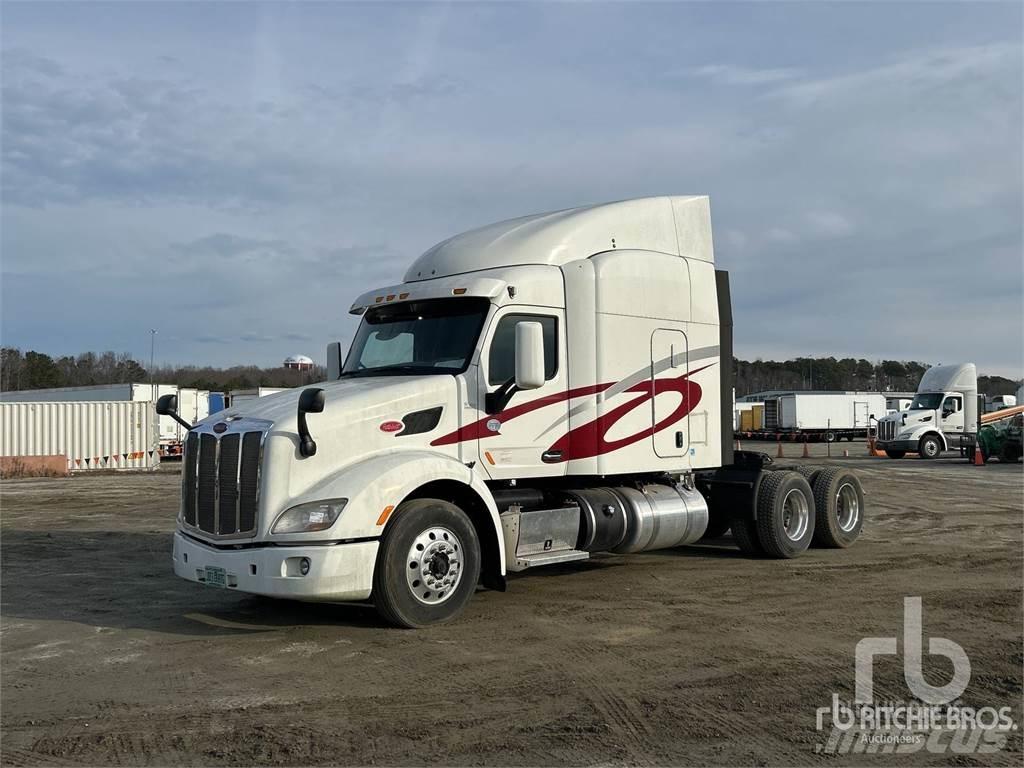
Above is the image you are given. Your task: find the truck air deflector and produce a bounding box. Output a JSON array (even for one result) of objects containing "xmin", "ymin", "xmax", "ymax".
[{"xmin": 715, "ymin": 269, "xmax": 734, "ymax": 467}]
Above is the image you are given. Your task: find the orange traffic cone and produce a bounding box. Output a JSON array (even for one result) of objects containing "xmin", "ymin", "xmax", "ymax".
[
  {"xmin": 776, "ymin": 439, "xmax": 784, "ymax": 458},
  {"xmin": 802, "ymin": 436, "xmax": 810, "ymax": 458},
  {"xmin": 974, "ymin": 443, "xmax": 985, "ymax": 466}
]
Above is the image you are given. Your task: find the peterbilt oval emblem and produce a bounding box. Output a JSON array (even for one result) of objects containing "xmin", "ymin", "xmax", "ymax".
[
  {"xmin": 380, "ymin": 420, "xmax": 404, "ymax": 434},
  {"xmin": 486, "ymin": 418, "xmax": 501, "ymax": 433},
  {"xmin": 213, "ymin": 422, "xmax": 228, "ymax": 434}
]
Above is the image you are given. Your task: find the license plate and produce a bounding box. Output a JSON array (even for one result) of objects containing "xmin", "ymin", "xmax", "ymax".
[{"xmin": 204, "ymin": 566, "xmax": 227, "ymax": 588}]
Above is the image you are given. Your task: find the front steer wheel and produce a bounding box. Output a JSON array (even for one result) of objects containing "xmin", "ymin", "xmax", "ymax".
[
  {"xmin": 755, "ymin": 471, "xmax": 815, "ymax": 558},
  {"xmin": 372, "ymin": 498, "xmax": 481, "ymax": 628},
  {"xmin": 918, "ymin": 434, "xmax": 942, "ymax": 459}
]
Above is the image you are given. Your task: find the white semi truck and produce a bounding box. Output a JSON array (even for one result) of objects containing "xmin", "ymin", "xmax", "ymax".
[
  {"xmin": 875, "ymin": 363, "xmax": 978, "ymax": 459},
  {"xmin": 163, "ymin": 197, "xmax": 865, "ymax": 627}
]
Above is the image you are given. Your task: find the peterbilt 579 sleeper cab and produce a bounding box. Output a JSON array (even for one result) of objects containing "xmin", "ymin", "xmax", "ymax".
[{"xmin": 165, "ymin": 196, "xmax": 865, "ymax": 627}]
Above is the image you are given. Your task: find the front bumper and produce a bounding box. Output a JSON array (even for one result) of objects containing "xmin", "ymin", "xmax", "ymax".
[
  {"xmin": 172, "ymin": 531, "xmax": 379, "ymax": 602},
  {"xmin": 876, "ymin": 439, "xmax": 919, "ymax": 452}
]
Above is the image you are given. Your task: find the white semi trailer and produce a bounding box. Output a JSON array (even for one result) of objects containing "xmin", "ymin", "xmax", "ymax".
[
  {"xmin": 875, "ymin": 363, "xmax": 978, "ymax": 459},
  {"xmin": 163, "ymin": 197, "xmax": 865, "ymax": 627},
  {"xmin": 759, "ymin": 392, "xmax": 886, "ymax": 441}
]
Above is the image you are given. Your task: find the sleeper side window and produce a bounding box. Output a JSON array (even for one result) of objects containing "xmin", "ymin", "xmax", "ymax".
[{"xmin": 488, "ymin": 314, "xmax": 558, "ymax": 386}]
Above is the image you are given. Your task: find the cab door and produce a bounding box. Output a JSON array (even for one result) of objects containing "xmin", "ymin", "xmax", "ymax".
[
  {"xmin": 478, "ymin": 307, "xmax": 567, "ymax": 479},
  {"xmin": 941, "ymin": 394, "xmax": 965, "ymax": 437},
  {"xmin": 651, "ymin": 329, "xmax": 689, "ymax": 458}
]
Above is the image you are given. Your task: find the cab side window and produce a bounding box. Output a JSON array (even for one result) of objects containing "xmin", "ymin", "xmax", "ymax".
[
  {"xmin": 942, "ymin": 396, "xmax": 962, "ymax": 417},
  {"xmin": 488, "ymin": 314, "xmax": 558, "ymax": 386}
]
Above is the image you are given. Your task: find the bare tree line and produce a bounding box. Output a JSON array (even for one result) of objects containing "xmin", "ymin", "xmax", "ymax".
[{"xmin": 1, "ymin": 347, "xmax": 1018, "ymax": 396}]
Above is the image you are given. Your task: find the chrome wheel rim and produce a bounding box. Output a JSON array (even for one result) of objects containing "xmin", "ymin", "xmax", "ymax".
[
  {"xmin": 406, "ymin": 527, "xmax": 462, "ymax": 605},
  {"xmin": 781, "ymin": 488, "xmax": 810, "ymax": 542},
  {"xmin": 923, "ymin": 440, "xmax": 939, "ymax": 457},
  {"xmin": 836, "ymin": 482, "xmax": 860, "ymax": 532}
]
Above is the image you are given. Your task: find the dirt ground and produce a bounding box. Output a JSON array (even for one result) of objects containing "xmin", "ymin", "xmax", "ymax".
[{"xmin": 2, "ymin": 443, "xmax": 1021, "ymax": 767}]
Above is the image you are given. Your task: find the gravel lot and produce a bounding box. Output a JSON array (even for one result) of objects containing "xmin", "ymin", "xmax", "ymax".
[{"xmin": 2, "ymin": 444, "xmax": 1021, "ymax": 766}]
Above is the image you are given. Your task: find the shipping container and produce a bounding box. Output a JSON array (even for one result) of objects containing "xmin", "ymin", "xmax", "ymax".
[
  {"xmin": 751, "ymin": 403, "xmax": 764, "ymax": 430},
  {"xmin": 1, "ymin": 401, "xmax": 159, "ymax": 471},
  {"xmin": 0, "ymin": 383, "xmax": 201, "ymax": 452},
  {"xmin": 739, "ymin": 408, "xmax": 754, "ymax": 432},
  {"xmin": 734, "ymin": 402, "xmax": 753, "ymax": 431}
]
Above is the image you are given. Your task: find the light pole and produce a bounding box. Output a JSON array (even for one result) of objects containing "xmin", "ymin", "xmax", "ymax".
[{"xmin": 150, "ymin": 328, "xmax": 158, "ymax": 400}]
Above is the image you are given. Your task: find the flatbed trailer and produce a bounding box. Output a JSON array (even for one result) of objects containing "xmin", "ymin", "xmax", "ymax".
[{"xmin": 736, "ymin": 427, "xmax": 876, "ymax": 443}]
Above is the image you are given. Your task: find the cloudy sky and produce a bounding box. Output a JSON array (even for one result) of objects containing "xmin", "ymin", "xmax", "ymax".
[{"xmin": 2, "ymin": 2, "xmax": 1021, "ymax": 376}]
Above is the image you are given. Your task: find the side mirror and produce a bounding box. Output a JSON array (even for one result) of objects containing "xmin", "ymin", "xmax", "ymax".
[
  {"xmin": 326, "ymin": 341, "xmax": 342, "ymax": 380},
  {"xmin": 155, "ymin": 393, "xmax": 193, "ymax": 431},
  {"xmin": 514, "ymin": 321, "xmax": 545, "ymax": 391},
  {"xmin": 297, "ymin": 388, "xmax": 325, "ymax": 457},
  {"xmin": 155, "ymin": 394, "xmax": 177, "ymax": 416}
]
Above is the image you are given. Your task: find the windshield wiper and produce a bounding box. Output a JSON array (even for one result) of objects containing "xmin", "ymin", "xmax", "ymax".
[{"xmin": 340, "ymin": 364, "xmax": 446, "ymax": 378}]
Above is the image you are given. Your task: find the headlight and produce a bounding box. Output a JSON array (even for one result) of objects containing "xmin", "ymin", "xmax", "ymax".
[{"xmin": 271, "ymin": 499, "xmax": 348, "ymax": 534}]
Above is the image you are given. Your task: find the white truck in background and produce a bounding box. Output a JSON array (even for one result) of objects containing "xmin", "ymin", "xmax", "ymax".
[
  {"xmin": 986, "ymin": 394, "xmax": 1017, "ymax": 413},
  {"xmin": 162, "ymin": 196, "xmax": 866, "ymax": 627},
  {"xmin": 875, "ymin": 363, "xmax": 978, "ymax": 459},
  {"xmin": 227, "ymin": 387, "xmax": 290, "ymax": 408}
]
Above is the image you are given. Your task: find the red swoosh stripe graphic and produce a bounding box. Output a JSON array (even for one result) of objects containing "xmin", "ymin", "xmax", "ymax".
[{"xmin": 431, "ymin": 364, "xmax": 712, "ymax": 461}]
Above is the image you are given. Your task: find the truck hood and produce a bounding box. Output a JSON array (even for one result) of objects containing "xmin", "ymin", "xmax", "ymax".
[
  {"xmin": 879, "ymin": 409, "xmax": 936, "ymax": 427},
  {"xmin": 190, "ymin": 375, "xmax": 464, "ymax": 541},
  {"xmin": 203, "ymin": 376, "xmax": 457, "ymax": 438}
]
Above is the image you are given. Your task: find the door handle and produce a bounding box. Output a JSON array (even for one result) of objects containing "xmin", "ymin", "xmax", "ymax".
[{"xmin": 541, "ymin": 450, "xmax": 563, "ymax": 463}]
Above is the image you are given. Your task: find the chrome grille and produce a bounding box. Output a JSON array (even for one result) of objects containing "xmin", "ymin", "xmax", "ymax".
[
  {"xmin": 182, "ymin": 425, "xmax": 265, "ymax": 538},
  {"xmin": 878, "ymin": 420, "xmax": 895, "ymax": 441}
]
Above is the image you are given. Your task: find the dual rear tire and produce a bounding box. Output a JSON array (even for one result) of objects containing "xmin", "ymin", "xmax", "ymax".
[{"xmin": 730, "ymin": 468, "xmax": 864, "ymax": 558}]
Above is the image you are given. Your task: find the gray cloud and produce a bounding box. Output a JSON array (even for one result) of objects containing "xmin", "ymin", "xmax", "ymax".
[
  {"xmin": 686, "ymin": 64, "xmax": 803, "ymax": 86},
  {"xmin": 1, "ymin": 5, "xmax": 1021, "ymax": 376}
]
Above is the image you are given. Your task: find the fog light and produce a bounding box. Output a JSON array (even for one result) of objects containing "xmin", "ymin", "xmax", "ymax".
[{"xmin": 299, "ymin": 557, "xmax": 311, "ymax": 576}]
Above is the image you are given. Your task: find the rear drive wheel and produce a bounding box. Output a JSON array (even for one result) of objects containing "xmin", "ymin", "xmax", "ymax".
[
  {"xmin": 918, "ymin": 434, "xmax": 942, "ymax": 460},
  {"xmin": 810, "ymin": 468, "xmax": 864, "ymax": 548},
  {"xmin": 372, "ymin": 498, "xmax": 480, "ymax": 628},
  {"xmin": 885, "ymin": 449, "xmax": 906, "ymax": 459},
  {"xmin": 755, "ymin": 471, "xmax": 815, "ymax": 558},
  {"xmin": 729, "ymin": 516, "xmax": 763, "ymax": 555},
  {"xmin": 794, "ymin": 465, "xmax": 822, "ymax": 486}
]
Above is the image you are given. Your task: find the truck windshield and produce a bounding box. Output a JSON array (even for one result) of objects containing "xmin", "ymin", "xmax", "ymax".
[
  {"xmin": 909, "ymin": 393, "xmax": 944, "ymax": 410},
  {"xmin": 342, "ymin": 297, "xmax": 490, "ymax": 377}
]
